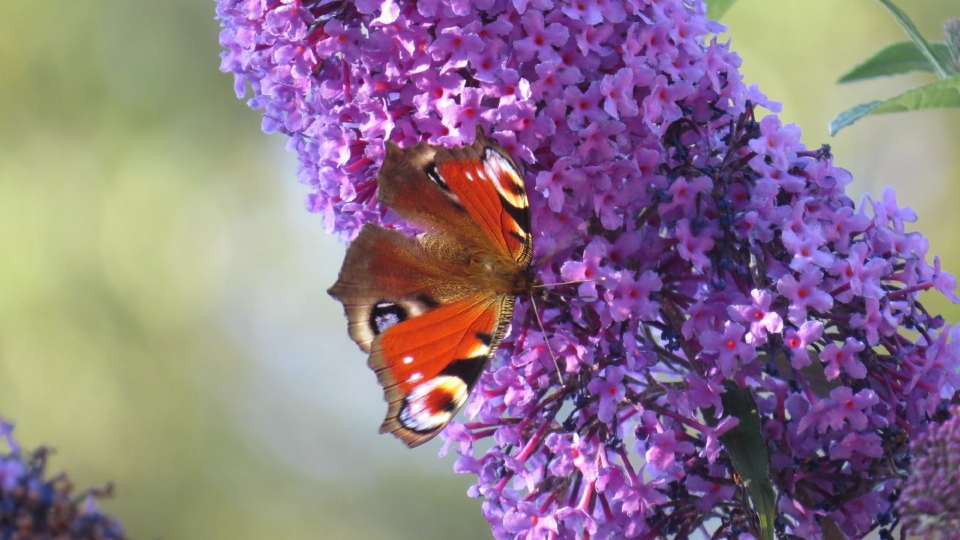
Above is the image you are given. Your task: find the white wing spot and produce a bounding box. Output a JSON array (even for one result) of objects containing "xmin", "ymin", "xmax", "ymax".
[
  {"xmin": 407, "ymin": 372, "xmax": 423, "ymax": 383},
  {"xmin": 403, "ymin": 356, "xmax": 414, "ymax": 365}
]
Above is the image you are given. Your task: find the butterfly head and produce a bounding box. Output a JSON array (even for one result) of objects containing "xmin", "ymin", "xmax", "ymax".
[{"xmin": 505, "ymin": 256, "xmax": 539, "ymax": 298}]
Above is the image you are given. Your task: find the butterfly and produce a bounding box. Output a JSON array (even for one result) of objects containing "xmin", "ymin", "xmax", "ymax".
[{"xmin": 327, "ymin": 127, "xmax": 534, "ymax": 447}]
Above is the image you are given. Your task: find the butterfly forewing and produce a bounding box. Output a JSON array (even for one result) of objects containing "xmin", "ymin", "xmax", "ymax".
[
  {"xmin": 378, "ymin": 128, "xmax": 532, "ymax": 267},
  {"xmin": 328, "ymin": 129, "xmax": 533, "ymax": 447},
  {"xmin": 431, "ymin": 139, "xmax": 532, "ymax": 266}
]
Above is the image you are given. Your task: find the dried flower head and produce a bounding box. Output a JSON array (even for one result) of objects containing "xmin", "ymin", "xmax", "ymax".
[
  {"xmin": 896, "ymin": 404, "xmax": 960, "ymax": 539},
  {"xmin": 0, "ymin": 417, "xmax": 127, "ymax": 540}
]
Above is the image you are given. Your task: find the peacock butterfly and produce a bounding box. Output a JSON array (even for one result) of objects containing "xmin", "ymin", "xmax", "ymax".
[{"xmin": 327, "ymin": 127, "xmax": 534, "ymax": 447}]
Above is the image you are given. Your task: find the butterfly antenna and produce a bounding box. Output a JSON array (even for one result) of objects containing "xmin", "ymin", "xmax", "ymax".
[
  {"xmin": 529, "ymin": 296, "xmax": 565, "ymax": 386},
  {"xmin": 533, "ymin": 276, "xmax": 608, "ymax": 289}
]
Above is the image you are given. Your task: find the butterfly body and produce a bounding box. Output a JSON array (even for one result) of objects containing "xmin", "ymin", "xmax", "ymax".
[{"xmin": 328, "ymin": 129, "xmax": 533, "ymax": 447}]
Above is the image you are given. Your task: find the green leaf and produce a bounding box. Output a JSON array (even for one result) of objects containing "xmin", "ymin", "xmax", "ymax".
[
  {"xmin": 718, "ymin": 383, "xmax": 776, "ymax": 540},
  {"xmin": 870, "ymin": 73, "xmax": 960, "ymax": 111},
  {"xmin": 829, "ymin": 101, "xmax": 883, "ymax": 135},
  {"xmin": 830, "ymin": 74, "xmax": 960, "ymax": 134},
  {"xmin": 876, "ymin": 0, "xmax": 950, "ymax": 78},
  {"xmin": 705, "ymin": 0, "xmax": 738, "ymax": 21},
  {"xmin": 769, "ymin": 350, "xmax": 839, "ymax": 398},
  {"xmin": 837, "ymin": 41, "xmax": 952, "ymax": 82},
  {"xmin": 945, "ymin": 18, "xmax": 960, "ymax": 74}
]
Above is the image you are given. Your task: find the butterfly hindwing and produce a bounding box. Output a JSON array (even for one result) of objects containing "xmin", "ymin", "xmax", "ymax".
[
  {"xmin": 328, "ymin": 223, "xmax": 453, "ymax": 353},
  {"xmin": 328, "ymin": 223, "xmax": 514, "ymax": 447},
  {"xmin": 373, "ymin": 295, "xmax": 513, "ymax": 447}
]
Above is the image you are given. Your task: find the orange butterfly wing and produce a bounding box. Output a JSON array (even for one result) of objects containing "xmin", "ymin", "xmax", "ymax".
[
  {"xmin": 377, "ymin": 127, "xmax": 532, "ymax": 266},
  {"xmin": 374, "ymin": 296, "xmax": 513, "ymax": 447},
  {"xmin": 328, "ymin": 129, "xmax": 532, "ymax": 447}
]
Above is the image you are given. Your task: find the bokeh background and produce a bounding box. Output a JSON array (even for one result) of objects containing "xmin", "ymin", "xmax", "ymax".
[{"xmin": 0, "ymin": 0, "xmax": 957, "ymax": 538}]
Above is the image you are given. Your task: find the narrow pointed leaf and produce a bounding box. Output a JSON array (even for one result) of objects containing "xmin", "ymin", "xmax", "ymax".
[
  {"xmin": 837, "ymin": 41, "xmax": 951, "ymax": 82},
  {"xmin": 718, "ymin": 382, "xmax": 776, "ymax": 540},
  {"xmin": 945, "ymin": 18, "xmax": 960, "ymax": 73},
  {"xmin": 829, "ymin": 101, "xmax": 882, "ymax": 136},
  {"xmin": 831, "ymin": 74, "xmax": 960, "ymax": 134},
  {"xmin": 705, "ymin": 0, "xmax": 738, "ymax": 21},
  {"xmin": 869, "ymin": 73, "xmax": 960, "ymax": 112},
  {"xmin": 876, "ymin": 0, "xmax": 950, "ymax": 78}
]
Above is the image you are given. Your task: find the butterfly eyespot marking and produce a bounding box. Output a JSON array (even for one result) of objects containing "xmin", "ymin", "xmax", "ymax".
[
  {"xmin": 399, "ymin": 375, "xmax": 469, "ymax": 433},
  {"xmin": 370, "ymin": 302, "xmax": 408, "ymax": 335},
  {"xmin": 481, "ymin": 151, "xmax": 531, "ymax": 239},
  {"xmin": 484, "ymin": 150, "xmax": 527, "ymax": 210}
]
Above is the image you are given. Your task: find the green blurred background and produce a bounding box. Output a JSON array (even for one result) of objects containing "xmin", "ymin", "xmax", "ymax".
[{"xmin": 0, "ymin": 0, "xmax": 956, "ymax": 538}]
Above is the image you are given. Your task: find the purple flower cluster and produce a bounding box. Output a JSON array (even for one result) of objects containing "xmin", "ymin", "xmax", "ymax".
[
  {"xmin": 217, "ymin": 0, "xmax": 960, "ymax": 538},
  {"xmin": 0, "ymin": 417, "xmax": 127, "ymax": 539},
  {"xmin": 895, "ymin": 404, "xmax": 960, "ymax": 538}
]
